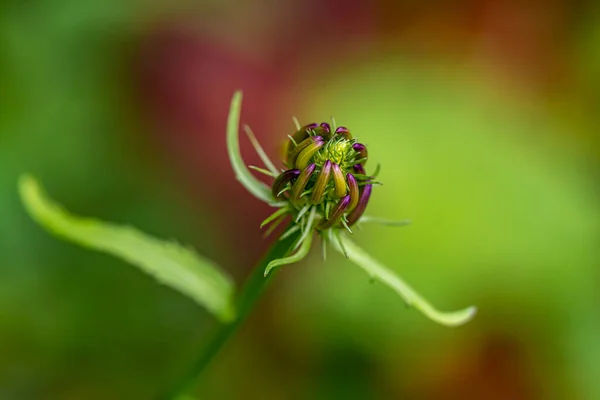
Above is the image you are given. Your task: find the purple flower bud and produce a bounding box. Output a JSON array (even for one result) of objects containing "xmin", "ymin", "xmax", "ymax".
[
  {"xmin": 331, "ymin": 163, "xmax": 348, "ymax": 198},
  {"xmin": 346, "ymin": 173, "xmax": 359, "ymax": 211},
  {"xmin": 310, "ymin": 160, "xmax": 332, "ymax": 204},
  {"xmin": 346, "ymin": 184, "xmax": 372, "ymax": 226},
  {"xmin": 311, "ymin": 123, "xmax": 332, "ymax": 141},
  {"xmin": 289, "ymin": 123, "xmax": 318, "ymax": 148},
  {"xmin": 353, "ymin": 164, "xmax": 366, "ymax": 176},
  {"xmin": 319, "ymin": 195, "xmax": 351, "ymax": 230},
  {"xmin": 335, "ymin": 126, "xmax": 352, "ymax": 140},
  {"xmin": 272, "ymin": 169, "xmax": 300, "ymax": 198},
  {"xmin": 352, "ymin": 143, "xmax": 368, "ymax": 165},
  {"xmin": 296, "ymin": 136, "xmax": 325, "ymax": 170},
  {"xmin": 290, "ymin": 163, "xmax": 316, "ymax": 205}
]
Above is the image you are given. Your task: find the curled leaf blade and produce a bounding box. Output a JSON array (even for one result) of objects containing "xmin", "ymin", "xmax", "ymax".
[
  {"xmin": 334, "ymin": 234, "xmax": 476, "ymax": 327},
  {"xmin": 264, "ymin": 232, "xmax": 313, "ymax": 276},
  {"xmin": 18, "ymin": 174, "xmax": 236, "ymax": 322},
  {"xmin": 227, "ymin": 91, "xmax": 272, "ymax": 203}
]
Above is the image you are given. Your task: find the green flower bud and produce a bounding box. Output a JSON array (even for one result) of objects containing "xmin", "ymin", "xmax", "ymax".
[
  {"xmin": 331, "ymin": 163, "xmax": 348, "ymax": 198},
  {"xmin": 289, "ymin": 163, "xmax": 316, "ymax": 205},
  {"xmin": 319, "ymin": 195, "xmax": 351, "ymax": 230},
  {"xmin": 272, "ymin": 169, "xmax": 300, "ymax": 198},
  {"xmin": 346, "ymin": 173, "xmax": 359, "ymax": 212},
  {"xmin": 310, "ymin": 160, "xmax": 332, "ymax": 204},
  {"xmin": 296, "ymin": 136, "xmax": 325, "ymax": 170}
]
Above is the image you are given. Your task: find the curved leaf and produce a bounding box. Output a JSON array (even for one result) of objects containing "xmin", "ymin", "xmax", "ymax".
[
  {"xmin": 264, "ymin": 232, "xmax": 313, "ymax": 277},
  {"xmin": 18, "ymin": 175, "xmax": 236, "ymax": 322},
  {"xmin": 226, "ymin": 91, "xmax": 273, "ymax": 203},
  {"xmin": 334, "ymin": 234, "xmax": 476, "ymax": 327}
]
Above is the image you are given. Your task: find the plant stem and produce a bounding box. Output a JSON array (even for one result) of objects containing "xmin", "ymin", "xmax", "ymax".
[{"xmin": 160, "ymin": 231, "xmax": 300, "ymax": 399}]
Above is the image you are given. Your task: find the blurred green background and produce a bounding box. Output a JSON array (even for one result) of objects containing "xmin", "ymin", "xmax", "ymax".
[{"xmin": 1, "ymin": 0, "xmax": 599, "ymax": 399}]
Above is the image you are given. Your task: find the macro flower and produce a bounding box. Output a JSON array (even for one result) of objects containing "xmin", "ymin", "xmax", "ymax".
[{"xmin": 228, "ymin": 91, "xmax": 476, "ymax": 327}]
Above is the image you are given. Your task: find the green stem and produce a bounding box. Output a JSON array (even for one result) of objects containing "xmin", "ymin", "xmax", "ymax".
[{"xmin": 160, "ymin": 231, "xmax": 300, "ymax": 399}]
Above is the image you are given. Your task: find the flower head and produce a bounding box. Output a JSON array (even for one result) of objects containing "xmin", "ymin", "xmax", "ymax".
[
  {"xmin": 227, "ymin": 91, "xmax": 476, "ymax": 327},
  {"xmin": 274, "ymin": 122, "xmax": 374, "ymax": 232}
]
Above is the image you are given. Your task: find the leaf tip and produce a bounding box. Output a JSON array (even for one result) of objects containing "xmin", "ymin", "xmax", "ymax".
[
  {"xmin": 18, "ymin": 173, "xmax": 37, "ymax": 199},
  {"xmin": 264, "ymin": 262, "xmax": 275, "ymax": 277},
  {"xmin": 440, "ymin": 305, "xmax": 478, "ymax": 327}
]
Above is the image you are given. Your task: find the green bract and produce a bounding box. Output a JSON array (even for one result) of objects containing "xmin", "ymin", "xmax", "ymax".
[{"xmin": 227, "ymin": 90, "xmax": 476, "ymax": 327}]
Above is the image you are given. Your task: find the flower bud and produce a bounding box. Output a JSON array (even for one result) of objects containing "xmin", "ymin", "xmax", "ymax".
[
  {"xmin": 296, "ymin": 136, "xmax": 325, "ymax": 170},
  {"xmin": 272, "ymin": 169, "xmax": 300, "ymax": 198},
  {"xmin": 290, "ymin": 163, "xmax": 316, "ymax": 205},
  {"xmin": 335, "ymin": 126, "xmax": 352, "ymax": 140},
  {"xmin": 288, "ymin": 136, "xmax": 323, "ymax": 168},
  {"xmin": 352, "ymin": 143, "xmax": 368, "ymax": 165},
  {"xmin": 319, "ymin": 195, "xmax": 351, "ymax": 230},
  {"xmin": 352, "ymin": 164, "xmax": 372, "ymax": 181},
  {"xmin": 346, "ymin": 173, "xmax": 359, "ymax": 211},
  {"xmin": 353, "ymin": 164, "xmax": 366, "ymax": 175},
  {"xmin": 331, "ymin": 163, "xmax": 347, "ymax": 198},
  {"xmin": 346, "ymin": 183, "xmax": 372, "ymax": 226},
  {"xmin": 310, "ymin": 160, "xmax": 332, "ymax": 204},
  {"xmin": 311, "ymin": 122, "xmax": 332, "ymax": 141},
  {"xmin": 288, "ymin": 122, "xmax": 319, "ymax": 150}
]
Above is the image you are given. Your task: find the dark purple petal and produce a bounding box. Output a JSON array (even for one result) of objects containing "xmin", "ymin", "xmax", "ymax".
[
  {"xmin": 353, "ymin": 164, "xmax": 366, "ymax": 176},
  {"xmin": 290, "ymin": 163, "xmax": 316, "ymax": 205},
  {"xmin": 319, "ymin": 122, "xmax": 331, "ymax": 133},
  {"xmin": 310, "ymin": 160, "xmax": 332, "ymax": 204},
  {"xmin": 312, "ymin": 123, "xmax": 332, "ymax": 141},
  {"xmin": 319, "ymin": 195, "xmax": 351, "ymax": 230},
  {"xmin": 346, "ymin": 173, "xmax": 359, "ymax": 211},
  {"xmin": 335, "ymin": 126, "xmax": 352, "ymax": 140},
  {"xmin": 272, "ymin": 169, "xmax": 300, "ymax": 198},
  {"xmin": 346, "ymin": 184, "xmax": 372, "ymax": 226},
  {"xmin": 352, "ymin": 143, "xmax": 368, "ymax": 165}
]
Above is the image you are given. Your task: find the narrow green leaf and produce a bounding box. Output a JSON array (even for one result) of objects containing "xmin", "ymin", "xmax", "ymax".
[
  {"xmin": 249, "ymin": 166, "xmax": 277, "ymax": 178},
  {"xmin": 294, "ymin": 206, "xmax": 317, "ymax": 251},
  {"xmin": 358, "ymin": 216, "xmax": 412, "ymax": 227},
  {"xmin": 292, "ymin": 116, "xmax": 301, "ymax": 130},
  {"xmin": 227, "ymin": 91, "xmax": 273, "ymax": 203},
  {"xmin": 264, "ymin": 232, "xmax": 313, "ymax": 276},
  {"xmin": 244, "ymin": 125, "xmax": 279, "ymax": 176},
  {"xmin": 334, "ymin": 234, "xmax": 477, "ymax": 327},
  {"xmin": 18, "ymin": 175, "xmax": 237, "ymax": 322},
  {"xmin": 260, "ymin": 207, "xmax": 288, "ymax": 228}
]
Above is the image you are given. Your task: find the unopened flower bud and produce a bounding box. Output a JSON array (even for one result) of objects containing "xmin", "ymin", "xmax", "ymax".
[
  {"xmin": 288, "ymin": 123, "xmax": 318, "ymax": 150},
  {"xmin": 346, "ymin": 173, "xmax": 359, "ymax": 211},
  {"xmin": 353, "ymin": 164, "xmax": 366, "ymax": 175},
  {"xmin": 310, "ymin": 160, "xmax": 332, "ymax": 204},
  {"xmin": 346, "ymin": 183, "xmax": 372, "ymax": 226},
  {"xmin": 335, "ymin": 126, "xmax": 352, "ymax": 140},
  {"xmin": 352, "ymin": 143, "xmax": 368, "ymax": 165},
  {"xmin": 289, "ymin": 136, "xmax": 323, "ymax": 168},
  {"xmin": 311, "ymin": 123, "xmax": 332, "ymax": 141},
  {"xmin": 331, "ymin": 163, "xmax": 347, "ymax": 198},
  {"xmin": 319, "ymin": 195, "xmax": 351, "ymax": 230},
  {"xmin": 290, "ymin": 163, "xmax": 316, "ymax": 205},
  {"xmin": 296, "ymin": 136, "xmax": 325, "ymax": 170},
  {"xmin": 272, "ymin": 169, "xmax": 300, "ymax": 198}
]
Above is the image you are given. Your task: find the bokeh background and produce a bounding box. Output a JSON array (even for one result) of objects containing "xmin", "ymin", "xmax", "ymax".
[{"xmin": 1, "ymin": 0, "xmax": 599, "ymax": 399}]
